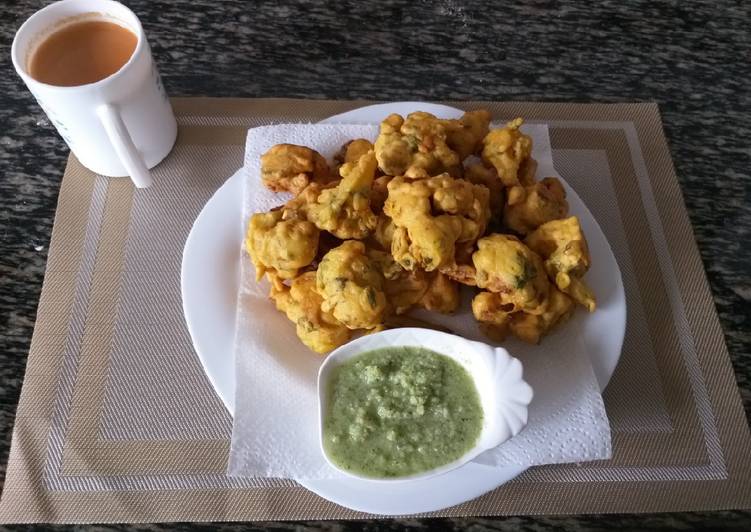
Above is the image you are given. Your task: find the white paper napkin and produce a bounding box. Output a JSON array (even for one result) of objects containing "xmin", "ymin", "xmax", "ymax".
[{"xmin": 228, "ymin": 123, "xmax": 612, "ymax": 479}]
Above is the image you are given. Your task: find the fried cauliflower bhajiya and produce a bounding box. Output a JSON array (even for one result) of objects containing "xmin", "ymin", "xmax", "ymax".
[
  {"xmin": 503, "ymin": 177, "xmax": 569, "ymax": 235},
  {"xmin": 471, "ymin": 290, "xmax": 513, "ymax": 341},
  {"xmin": 367, "ymin": 249, "xmax": 430, "ymax": 315},
  {"xmin": 372, "ymin": 213, "xmax": 396, "ymax": 251},
  {"xmin": 384, "ymin": 174, "xmax": 490, "ymax": 271},
  {"xmin": 443, "ymin": 109, "xmax": 492, "ymax": 160},
  {"xmin": 508, "ymin": 287, "xmax": 575, "ymax": 344},
  {"xmin": 481, "ymin": 118, "xmax": 537, "ymax": 187},
  {"xmin": 465, "ymin": 162, "xmax": 505, "ymax": 223},
  {"xmin": 525, "ymin": 216, "xmax": 596, "ymax": 311},
  {"xmin": 472, "ymin": 234, "xmax": 550, "ymax": 314},
  {"xmin": 246, "ymin": 209, "xmax": 319, "ymax": 280},
  {"xmin": 335, "ymin": 138, "xmax": 374, "ymax": 165},
  {"xmin": 316, "ymin": 241, "xmax": 387, "ymax": 330},
  {"xmin": 418, "ymin": 271, "xmax": 461, "ymax": 313},
  {"xmin": 269, "ymin": 272, "xmax": 350, "ymax": 353},
  {"xmin": 260, "ymin": 144, "xmax": 332, "ymax": 195},
  {"xmin": 374, "ymin": 112, "xmax": 462, "ymax": 178},
  {"xmin": 306, "ymin": 151, "xmax": 379, "ymax": 239}
]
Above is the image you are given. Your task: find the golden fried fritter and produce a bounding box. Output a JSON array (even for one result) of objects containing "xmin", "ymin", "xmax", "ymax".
[
  {"xmin": 280, "ymin": 182, "xmax": 325, "ymax": 220},
  {"xmin": 473, "ymin": 285, "xmax": 574, "ymax": 344},
  {"xmin": 374, "ymin": 112, "xmax": 461, "ymax": 178},
  {"xmin": 366, "ymin": 249, "xmax": 459, "ymax": 315},
  {"xmin": 390, "ymin": 222, "xmax": 451, "ymax": 271},
  {"xmin": 365, "ymin": 248, "xmax": 404, "ymax": 280},
  {"xmin": 269, "ymin": 272, "xmax": 350, "ymax": 353},
  {"xmin": 508, "ymin": 287, "xmax": 575, "ymax": 344},
  {"xmin": 316, "ymin": 240, "xmax": 387, "ymax": 329},
  {"xmin": 372, "ymin": 213, "xmax": 396, "ymax": 251},
  {"xmin": 503, "ymin": 177, "xmax": 569, "ymax": 235},
  {"xmin": 472, "ymin": 234, "xmax": 550, "ymax": 314},
  {"xmin": 525, "ymin": 216, "xmax": 590, "ymax": 275},
  {"xmin": 307, "ymin": 151, "xmax": 378, "ymax": 239},
  {"xmin": 335, "ymin": 138, "xmax": 374, "ymax": 165},
  {"xmin": 553, "ymin": 274, "xmax": 595, "ymax": 313},
  {"xmin": 443, "ymin": 109, "xmax": 492, "ymax": 160},
  {"xmin": 436, "ymin": 239, "xmax": 478, "ymax": 285},
  {"xmin": 384, "ymin": 174, "xmax": 490, "ymax": 271},
  {"xmin": 367, "ymin": 249, "xmax": 430, "ymax": 315},
  {"xmin": 260, "ymin": 144, "xmax": 332, "ymax": 195},
  {"xmin": 472, "ymin": 290, "xmax": 514, "ymax": 324},
  {"xmin": 481, "ymin": 118, "xmax": 538, "ymax": 187},
  {"xmin": 439, "ymin": 261, "xmax": 477, "ymax": 287},
  {"xmin": 246, "ymin": 209, "xmax": 319, "ymax": 280},
  {"xmin": 389, "ymin": 269, "xmax": 432, "ymax": 314},
  {"xmin": 526, "ymin": 216, "xmax": 596, "ymax": 311},
  {"xmin": 472, "ymin": 290, "xmax": 513, "ymax": 341},
  {"xmin": 465, "ymin": 162, "xmax": 504, "ymax": 222},
  {"xmin": 417, "ymin": 271, "xmax": 460, "ymax": 313}
]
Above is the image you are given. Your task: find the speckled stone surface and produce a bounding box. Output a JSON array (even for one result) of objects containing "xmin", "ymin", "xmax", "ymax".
[{"xmin": 1, "ymin": 0, "xmax": 749, "ymax": 529}]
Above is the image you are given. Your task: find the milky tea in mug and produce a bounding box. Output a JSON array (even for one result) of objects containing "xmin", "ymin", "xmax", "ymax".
[
  {"xmin": 29, "ymin": 18, "xmax": 137, "ymax": 87},
  {"xmin": 12, "ymin": 0, "xmax": 177, "ymax": 188}
]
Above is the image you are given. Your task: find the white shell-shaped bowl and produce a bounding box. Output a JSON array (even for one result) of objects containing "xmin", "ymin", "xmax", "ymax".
[{"xmin": 317, "ymin": 327, "xmax": 534, "ymax": 482}]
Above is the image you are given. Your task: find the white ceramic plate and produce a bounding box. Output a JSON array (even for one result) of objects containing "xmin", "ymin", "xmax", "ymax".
[{"xmin": 181, "ymin": 102, "xmax": 626, "ymax": 515}]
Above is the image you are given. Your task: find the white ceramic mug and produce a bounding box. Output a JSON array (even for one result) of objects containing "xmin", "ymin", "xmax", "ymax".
[{"xmin": 11, "ymin": 0, "xmax": 177, "ymax": 188}]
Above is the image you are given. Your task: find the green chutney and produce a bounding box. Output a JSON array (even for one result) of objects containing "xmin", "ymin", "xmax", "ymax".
[{"xmin": 323, "ymin": 346, "xmax": 484, "ymax": 478}]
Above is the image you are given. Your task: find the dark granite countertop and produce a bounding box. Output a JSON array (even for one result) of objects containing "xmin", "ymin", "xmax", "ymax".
[{"xmin": 1, "ymin": 0, "xmax": 749, "ymax": 530}]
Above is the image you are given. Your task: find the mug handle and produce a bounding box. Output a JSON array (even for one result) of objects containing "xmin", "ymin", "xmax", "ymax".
[{"xmin": 96, "ymin": 104, "xmax": 153, "ymax": 188}]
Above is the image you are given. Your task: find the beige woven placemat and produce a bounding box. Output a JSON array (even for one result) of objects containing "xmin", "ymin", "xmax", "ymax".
[{"xmin": 0, "ymin": 98, "xmax": 749, "ymax": 523}]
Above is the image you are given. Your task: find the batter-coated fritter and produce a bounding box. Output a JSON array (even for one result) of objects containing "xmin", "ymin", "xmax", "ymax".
[
  {"xmin": 316, "ymin": 241, "xmax": 387, "ymax": 330},
  {"xmin": 418, "ymin": 271, "xmax": 460, "ymax": 313},
  {"xmin": 443, "ymin": 109, "xmax": 492, "ymax": 160},
  {"xmin": 472, "ymin": 290, "xmax": 513, "ymax": 341},
  {"xmin": 465, "ymin": 162, "xmax": 505, "ymax": 222},
  {"xmin": 525, "ymin": 216, "xmax": 596, "ymax": 311},
  {"xmin": 281, "ymin": 182, "xmax": 325, "ymax": 220},
  {"xmin": 372, "ymin": 214, "xmax": 396, "ymax": 251},
  {"xmin": 503, "ymin": 177, "xmax": 569, "ymax": 235},
  {"xmin": 367, "ymin": 249, "xmax": 430, "ymax": 315},
  {"xmin": 260, "ymin": 144, "xmax": 332, "ymax": 195},
  {"xmin": 473, "ymin": 285, "xmax": 574, "ymax": 344},
  {"xmin": 374, "ymin": 112, "xmax": 461, "ymax": 178},
  {"xmin": 439, "ymin": 261, "xmax": 477, "ymax": 287},
  {"xmin": 436, "ymin": 239, "xmax": 477, "ymax": 284},
  {"xmin": 481, "ymin": 118, "xmax": 537, "ymax": 187},
  {"xmin": 508, "ymin": 287, "xmax": 575, "ymax": 344},
  {"xmin": 384, "ymin": 174, "xmax": 491, "ymax": 271},
  {"xmin": 246, "ymin": 209, "xmax": 319, "ymax": 280},
  {"xmin": 472, "ymin": 234, "xmax": 550, "ymax": 314},
  {"xmin": 367, "ymin": 250, "xmax": 459, "ymax": 315},
  {"xmin": 307, "ymin": 151, "xmax": 378, "ymax": 239},
  {"xmin": 269, "ymin": 272, "xmax": 350, "ymax": 353},
  {"xmin": 335, "ymin": 138, "xmax": 374, "ymax": 165}
]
